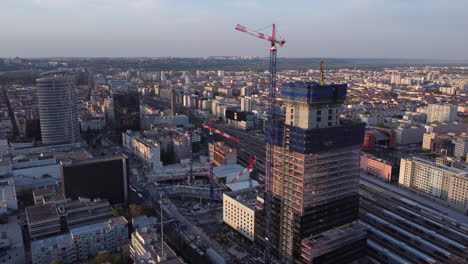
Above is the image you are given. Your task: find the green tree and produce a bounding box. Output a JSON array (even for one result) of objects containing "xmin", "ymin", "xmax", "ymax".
[
  {"xmin": 95, "ymin": 253, "xmax": 113, "ymax": 264},
  {"xmin": 49, "ymin": 261, "xmax": 62, "ymax": 264},
  {"xmin": 462, "ymin": 118, "xmax": 468, "ymax": 124}
]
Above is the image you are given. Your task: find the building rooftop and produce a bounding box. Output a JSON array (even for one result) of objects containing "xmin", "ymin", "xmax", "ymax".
[
  {"xmin": 407, "ymin": 157, "xmax": 468, "ymax": 176},
  {"xmin": 60, "ymin": 154, "xmax": 126, "ymax": 167},
  {"xmin": 224, "ymin": 191, "xmax": 258, "ymax": 210},
  {"xmin": 26, "ymin": 203, "xmax": 59, "ymax": 224},
  {"xmin": 133, "ymin": 227, "xmax": 184, "ymax": 264}
]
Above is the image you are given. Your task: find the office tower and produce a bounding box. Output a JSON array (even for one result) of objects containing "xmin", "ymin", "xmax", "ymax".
[
  {"xmin": 60, "ymin": 155, "xmax": 129, "ymax": 204},
  {"xmin": 241, "ymin": 96, "xmax": 252, "ymax": 112},
  {"xmin": 399, "ymin": 157, "xmax": 468, "ymax": 214},
  {"xmin": 427, "ymin": 104, "xmax": 457, "ymax": 124},
  {"xmin": 256, "ymin": 82, "xmax": 366, "ymax": 263},
  {"xmin": 113, "ymin": 92, "xmax": 140, "ymax": 132},
  {"xmin": 36, "ymin": 71, "xmax": 80, "ymax": 145}
]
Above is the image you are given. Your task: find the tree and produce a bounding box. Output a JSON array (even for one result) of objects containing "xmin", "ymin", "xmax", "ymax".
[
  {"xmin": 95, "ymin": 253, "xmax": 113, "ymax": 264},
  {"xmin": 129, "ymin": 204, "xmax": 142, "ymax": 217},
  {"xmin": 49, "ymin": 261, "xmax": 62, "ymax": 264},
  {"xmin": 463, "ymin": 118, "xmax": 468, "ymax": 124}
]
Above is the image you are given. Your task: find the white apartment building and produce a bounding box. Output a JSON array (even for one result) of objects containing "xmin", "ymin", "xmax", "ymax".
[
  {"xmin": 131, "ymin": 138, "xmax": 163, "ymax": 170},
  {"xmin": 222, "ymin": 193, "xmax": 256, "ymax": 241},
  {"xmin": 240, "ymin": 96, "xmax": 252, "ymax": 112},
  {"xmin": 122, "ymin": 130, "xmax": 162, "ymax": 170},
  {"xmin": 30, "ymin": 216, "xmax": 128, "ymax": 264},
  {"xmin": 399, "ymin": 157, "xmax": 468, "ymax": 214},
  {"xmin": 426, "ymin": 104, "xmax": 457, "ymax": 124}
]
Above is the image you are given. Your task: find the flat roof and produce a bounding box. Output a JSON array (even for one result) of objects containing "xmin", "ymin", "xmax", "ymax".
[
  {"xmin": 60, "ymin": 154, "xmax": 126, "ymax": 167},
  {"xmin": 407, "ymin": 157, "xmax": 468, "ymax": 176},
  {"xmin": 26, "ymin": 203, "xmax": 59, "ymax": 223}
]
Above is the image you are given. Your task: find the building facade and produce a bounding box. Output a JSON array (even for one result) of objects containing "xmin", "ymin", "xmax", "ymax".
[
  {"xmin": 209, "ymin": 142, "xmax": 237, "ymax": 167},
  {"xmin": 223, "ymin": 193, "xmax": 256, "ymax": 241},
  {"xmin": 256, "ymin": 82, "xmax": 366, "ymax": 263},
  {"xmin": 30, "ymin": 216, "xmax": 128, "ymax": 264},
  {"xmin": 130, "ymin": 227, "xmax": 183, "ymax": 264},
  {"xmin": 36, "ymin": 71, "xmax": 80, "ymax": 145},
  {"xmin": 399, "ymin": 157, "xmax": 468, "ymax": 214},
  {"xmin": 360, "ymin": 153, "xmax": 393, "ymax": 182},
  {"xmin": 427, "ymin": 104, "xmax": 457, "ymax": 124}
]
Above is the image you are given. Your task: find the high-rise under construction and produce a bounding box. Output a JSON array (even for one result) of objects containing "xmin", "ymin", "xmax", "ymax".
[{"xmin": 255, "ymin": 82, "xmax": 366, "ymax": 263}]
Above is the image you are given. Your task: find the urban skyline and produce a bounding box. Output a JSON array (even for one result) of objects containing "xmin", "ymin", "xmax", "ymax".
[
  {"xmin": 1, "ymin": 1, "xmax": 468, "ymax": 263},
  {"xmin": 1, "ymin": 0, "xmax": 468, "ymax": 59}
]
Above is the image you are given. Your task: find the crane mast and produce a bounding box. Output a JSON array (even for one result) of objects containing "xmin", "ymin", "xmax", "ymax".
[{"xmin": 235, "ymin": 23, "xmax": 285, "ymax": 264}]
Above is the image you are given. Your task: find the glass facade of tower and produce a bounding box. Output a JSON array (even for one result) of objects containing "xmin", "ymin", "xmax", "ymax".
[{"xmin": 36, "ymin": 71, "xmax": 80, "ymax": 145}]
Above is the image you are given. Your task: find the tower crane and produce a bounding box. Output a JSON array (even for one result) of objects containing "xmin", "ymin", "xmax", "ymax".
[
  {"xmin": 235, "ymin": 23, "xmax": 285, "ymax": 264},
  {"xmin": 204, "ymin": 121, "xmax": 257, "ymax": 185}
]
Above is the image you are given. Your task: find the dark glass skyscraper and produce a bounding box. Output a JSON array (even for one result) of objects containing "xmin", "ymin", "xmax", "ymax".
[{"xmin": 36, "ymin": 71, "xmax": 80, "ymax": 145}]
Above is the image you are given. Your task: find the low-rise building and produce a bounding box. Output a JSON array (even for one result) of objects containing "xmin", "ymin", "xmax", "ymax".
[
  {"xmin": 209, "ymin": 142, "xmax": 237, "ymax": 167},
  {"xmin": 360, "ymin": 153, "xmax": 393, "ymax": 182},
  {"xmin": 435, "ymin": 156, "xmax": 468, "ymax": 172},
  {"xmin": 222, "ymin": 192, "xmax": 257, "ymax": 241},
  {"xmin": 422, "ymin": 132, "xmax": 468, "ymax": 158}
]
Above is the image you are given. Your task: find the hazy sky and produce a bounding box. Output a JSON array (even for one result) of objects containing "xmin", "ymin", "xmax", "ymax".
[{"xmin": 1, "ymin": 0, "xmax": 467, "ymax": 59}]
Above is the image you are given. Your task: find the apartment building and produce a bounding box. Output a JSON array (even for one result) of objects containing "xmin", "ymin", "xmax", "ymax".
[
  {"xmin": 30, "ymin": 216, "xmax": 128, "ymax": 264},
  {"xmin": 426, "ymin": 104, "xmax": 457, "ymax": 124},
  {"xmin": 399, "ymin": 157, "xmax": 468, "ymax": 214},
  {"xmin": 130, "ymin": 227, "xmax": 183, "ymax": 264}
]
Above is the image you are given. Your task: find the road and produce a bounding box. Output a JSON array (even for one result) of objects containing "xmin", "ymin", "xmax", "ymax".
[{"xmin": 162, "ymin": 199, "xmax": 231, "ymax": 263}]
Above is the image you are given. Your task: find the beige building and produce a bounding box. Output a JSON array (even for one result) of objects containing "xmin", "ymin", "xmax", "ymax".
[
  {"xmin": 222, "ymin": 193, "xmax": 256, "ymax": 241},
  {"xmin": 399, "ymin": 157, "xmax": 468, "ymax": 214},
  {"xmin": 209, "ymin": 142, "xmax": 237, "ymax": 167},
  {"xmin": 422, "ymin": 133, "xmax": 437, "ymax": 150}
]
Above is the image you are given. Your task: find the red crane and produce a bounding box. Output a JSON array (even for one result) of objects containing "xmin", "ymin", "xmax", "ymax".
[
  {"xmin": 235, "ymin": 23, "xmax": 285, "ymax": 264},
  {"xmin": 202, "ymin": 121, "xmax": 240, "ymax": 143},
  {"xmin": 204, "ymin": 121, "xmax": 256, "ymax": 185},
  {"xmin": 229, "ymin": 155, "xmax": 257, "ymax": 184}
]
